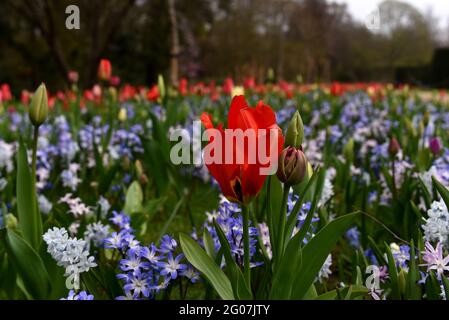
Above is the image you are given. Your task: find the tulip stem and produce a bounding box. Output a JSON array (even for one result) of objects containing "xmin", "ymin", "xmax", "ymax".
[
  {"xmin": 276, "ymin": 185, "xmax": 290, "ymax": 265},
  {"xmin": 242, "ymin": 205, "xmax": 251, "ymax": 288},
  {"xmin": 31, "ymin": 125, "xmax": 39, "ymax": 213}
]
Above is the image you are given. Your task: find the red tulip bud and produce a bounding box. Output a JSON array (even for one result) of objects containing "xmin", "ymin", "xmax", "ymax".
[
  {"xmin": 429, "ymin": 137, "xmax": 442, "ymax": 156},
  {"xmin": 276, "ymin": 147, "xmax": 308, "ymax": 186},
  {"xmin": 388, "ymin": 137, "xmax": 400, "ymax": 157}
]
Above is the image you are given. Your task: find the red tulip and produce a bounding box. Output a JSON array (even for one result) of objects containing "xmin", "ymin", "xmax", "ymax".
[
  {"xmin": 110, "ymin": 76, "xmax": 121, "ymax": 87},
  {"xmin": 179, "ymin": 78, "xmax": 188, "ymax": 96},
  {"xmin": 201, "ymin": 95, "xmax": 284, "ymax": 204},
  {"xmin": 222, "ymin": 77, "xmax": 234, "ymax": 95},
  {"xmin": 147, "ymin": 85, "xmax": 160, "ymax": 102},
  {"xmin": 68, "ymin": 71, "xmax": 79, "ymax": 83},
  {"xmin": 98, "ymin": 59, "xmax": 112, "ymax": 81}
]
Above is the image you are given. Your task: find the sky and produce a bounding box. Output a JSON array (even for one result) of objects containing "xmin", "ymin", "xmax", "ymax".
[{"xmin": 335, "ymin": 0, "xmax": 449, "ymax": 29}]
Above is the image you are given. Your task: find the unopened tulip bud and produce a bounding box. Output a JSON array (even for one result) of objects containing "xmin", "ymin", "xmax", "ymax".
[
  {"xmin": 388, "ymin": 137, "xmax": 400, "ymax": 157},
  {"xmin": 118, "ymin": 108, "xmax": 127, "ymax": 122},
  {"xmin": 29, "ymin": 83, "xmax": 48, "ymax": 127},
  {"xmin": 157, "ymin": 74, "xmax": 166, "ymax": 100},
  {"xmin": 429, "ymin": 137, "xmax": 442, "ymax": 156},
  {"xmin": 277, "ymin": 147, "xmax": 307, "ymax": 186},
  {"xmin": 285, "ymin": 111, "xmax": 304, "ymax": 149}
]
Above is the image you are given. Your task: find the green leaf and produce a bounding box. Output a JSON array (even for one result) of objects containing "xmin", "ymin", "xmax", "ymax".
[
  {"xmin": 213, "ymin": 221, "xmax": 252, "ymax": 300},
  {"xmin": 179, "ymin": 233, "xmax": 234, "ymax": 300},
  {"xmin": 4, "ymin": 229, "xmax": 50, "ymax": 299},
  {"xmin": 384, "ymin": 243, "xmax": 400, "ymax": 299},
  {"xmin": 123, "ymin": 181, "xmax": 143, "ymax": 215},
  {"xmin": 433, "ymin": 176, "xmax": 449, "ymax": 209},
  {"xmin": 290, "ymin": 212, "xmax": 359, "ymax": 299},
  {"xmin": 16, "ymin": 138, "xmax": 42, "ymax": 249},
  {"xmin": 406, "ymin": 240, "xmax": 420, "ymax": 300},
  {"xmin": 203, "ymin": 229, "xmax": 216, "ymax": 258},
  {"xmin": 315, "ymin": 285, "xmax": 368, "ymax": 300},
  {"xmin": 425, "ymin": 271, "xmax": 442, "ymax": 300}
]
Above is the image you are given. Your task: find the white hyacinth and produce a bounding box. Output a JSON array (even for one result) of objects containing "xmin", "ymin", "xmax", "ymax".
[
  {"xmin": 0, "ymin": 140, "xmax": 14, "ymax": 172},
  {"xmin": 43, "ymin": 227, "xmax": 97, "ymax": 290},
  {"xmin": 422, "ymin": 199, "xmax": 449, "ymax": 246}
]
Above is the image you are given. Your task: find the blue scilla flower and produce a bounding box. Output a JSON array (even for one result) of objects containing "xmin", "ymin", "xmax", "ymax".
[
  {"xmin": 123, "ymin": 268, "xmax": 152, "ymax": 298},
  {"xmin": 140, "ymin": 244, "xmax": 161, "ymax": 264},
  {"xmin": 120, "ymin": 247, "xmax": 150, "ymax": 272},
  {"xmin": 61, "ymin": 290, "xmax": 94, "ymax": 300},
  {"xmin": 391, "ymin": 244, "xmax": 410, "ymax": 270},
  {"xmin": 104, "ymin": 230, "xmax": 130, "ymax": 250},
  {"xmin": 364, "ymin": 248, "xmax": 378, "ymax": 265},
  {"xmin": 159, "ymin": 235, "xmax": 178, "ymax": 253},
  {"xmin": 110, "ymin": 211, "xmax": 132, "ymax": 230},
  {"xmin": 156, "ymin": 253, "xmax": 187, "ymax": 280},
  {"xmin": 345, "ymin": 227, "xmax": 361, "ymax": 248}
]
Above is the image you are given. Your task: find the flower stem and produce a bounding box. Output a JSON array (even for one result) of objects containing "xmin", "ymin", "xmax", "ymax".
[
  {"xmin": 276, "ymin": 185, "xmax": 290, "ymax": 265},
  {"xmin": 31, "ymin": 125, "xmax": 39, "ymax": 212},
  {"xmin": 241, "ymin": 205, "xmax": 251, "ymax": 288}
]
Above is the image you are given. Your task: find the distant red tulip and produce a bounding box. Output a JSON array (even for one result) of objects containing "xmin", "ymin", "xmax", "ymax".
[
  {"xmin": 68, "ymin": 71, "xmax": 79, "ymax": 83},
  {"xmin": 244, "ymin": 77, "xmax": 255, "ymax": 90},
  {"xmin": 179, "ymin": 78, "xmax": 188, "ymax": 96},
  {"xmin": 1, "ymin": 84, "xmax": 12, "ymax": 101},
  {"xmin": 201, "ymin": 95, "xmax": 284, "ymax": 204},
  {"xmin": 21, "ymin": 90, "xmax": 30, "ymax": 105},
  {"xmin": 330, "ymin": 82, "xmax": 343, "ymax": 96},
  {"xmin": 98, "ymin": 59, "xmax": 112, "ymax": 81},
  {"xmin": 110, "ymin": 76, "xmax": 121, "ymax": 87},
  {"xmin": 222, "ymin": 77, "xmax": 234, "ymax": 95},
  {"xmin": 147, "ymin": 85, "xmax": 160, "ymax": 102}
]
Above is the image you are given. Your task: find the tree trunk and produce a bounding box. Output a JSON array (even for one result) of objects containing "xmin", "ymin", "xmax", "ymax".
[{"xmin": 168, "ymin": 0, "xmax": 180, "ymax": 86}]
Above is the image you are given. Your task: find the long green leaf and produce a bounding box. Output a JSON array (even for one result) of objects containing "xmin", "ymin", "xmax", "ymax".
[
  {"xmin": 179, "ymin": 233, "xmax": 234, "ymax": 300},
  {"xmin": 213, "ymin": 221, "xmax": 252, "ymax": 300},
  {"xmin": 433, "ymin": 176, "xmax": 449, "ymax": 208},
  {"xmin": 290, "ymin": 212, "xmax": 359, "ymax": 299},
  {"xmin": 17, "ymin": 138, "xmax": 42, "ymax": 248},
  {"xmin": 5, "ymin": 230, "xmax": 50, "ymax": 299}
]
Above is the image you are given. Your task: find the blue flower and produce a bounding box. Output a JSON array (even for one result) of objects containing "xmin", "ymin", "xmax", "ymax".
[
  {"xmin": 120, "ymin": 248, "xmax": 150, "ymax": 272},
  {"xmin": 123, "ymin": 268, "xmax": 152, "ymax": 298},
  {"xmin": 345, "ymin": 227, "xmax": 361, "ymax": 248},
  {"xmin": 157, "ymin": 253, "xmax": 186, "ymax": 280},
  {"xmin": 61, "ymin": 290, "xmax": 94, "ymax": 300},
  {"xmin": 159, "ymin": 235, "xmax": 177, "ymax": 253}
]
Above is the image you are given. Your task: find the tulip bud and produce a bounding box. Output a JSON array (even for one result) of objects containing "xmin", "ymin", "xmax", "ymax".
[
  {"xmin": 277, "ymin": 147, "xmax": 308, "ymax": 186},
  {"xmin": 29, "ymin": 83, "xmax": 49, "ymax": 127},
  {"xmin": 98, "ymin": 59, "xmax": 112, "ymax": 81},
  {"xmin": 157, "ymin": 74, "xmax": 166, "ymax": 100},
  {"xmin": 118, "ymin": 108, "xmax": 127, "ymax": 122},
  {"xmin": 429, "ymin": 137, "xmax": 442, "ymax": 156},
  {"xmin": 285, "ymin": 111, "xmax": 304, "ymax": 149},
  {"xmin": 388, "ymin": 137, "xmax": 400, "ymax": 157}
]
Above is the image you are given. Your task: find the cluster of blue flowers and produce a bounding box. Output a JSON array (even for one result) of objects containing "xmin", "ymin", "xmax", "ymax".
[
  {"xmin": 201, "ymin": 197, "xmax": 259, "ymax": 268},
  {"xmin": 104, "ymin": 211, "xmax": 198, "ymax": 300}
]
